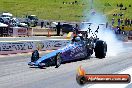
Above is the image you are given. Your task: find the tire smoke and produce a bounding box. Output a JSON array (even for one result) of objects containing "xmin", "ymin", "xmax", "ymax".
[{"xmin": 81, "ymin": 11, "xmax": 125, "ymax": 56}]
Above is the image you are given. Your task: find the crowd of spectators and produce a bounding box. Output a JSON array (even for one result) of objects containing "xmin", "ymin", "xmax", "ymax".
[
  {"xmin": 112, "ymin": 18, "xmax": 132, "ymax": 27},
  {"xmin": 111, "ymin": 3, "xmax": 132, "ymax": 27},
  {"xmin": 63, "ymin": 1, "xmax": 78, "ymax": 5}
]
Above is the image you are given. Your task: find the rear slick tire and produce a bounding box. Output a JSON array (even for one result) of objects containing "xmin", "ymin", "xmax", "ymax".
[{"xmin": 94, "ymin": 40, "xmax": 107, "ymax": 59}]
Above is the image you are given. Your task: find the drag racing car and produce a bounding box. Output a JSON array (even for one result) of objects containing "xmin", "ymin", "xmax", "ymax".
[
  {"xmin": 28, "ymin": 31, "xmax": 107, "ymax": 68},
  {"xmin": 28, "ymin": 36, "xmax": 92, "ymax": 68}
]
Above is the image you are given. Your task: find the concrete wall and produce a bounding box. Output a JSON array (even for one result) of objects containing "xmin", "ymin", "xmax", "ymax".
[{"xmin": 0, "ymin": 39, "xmax": 70, "ymax": 55}]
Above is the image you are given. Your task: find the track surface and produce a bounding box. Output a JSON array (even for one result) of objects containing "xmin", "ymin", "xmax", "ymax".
[{"xmin": 0, "ymin": 42, "xmax": 132, "ymax": 88}]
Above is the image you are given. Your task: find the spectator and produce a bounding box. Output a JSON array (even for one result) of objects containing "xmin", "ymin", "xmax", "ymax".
[
  {"xmin": 117, "ymin": 26, "xmax": 121, "ymax": 34},
  {"xmin": 74, "ymin": 24, "xmax": 79, "ymax": 34},
  {"xmin": 128, "ymin": 19, "xmax": 130, "ymax": 26},
  {"xmin": 122, "ymin": 25, "xmax": 124, "ymax": 30},
  {"xmin": 72, "ymin": 2, "xmax": 74, "ymax": 4},
  {"xmin": 41, "ymin": 21, "xmax": 44, "ymax": 28},
  {"xmin": 75, "ymin": 1, "xmax": 78, "ymax": 4},
  {"xmin": 46, "ymin": 22, "xmax": 50, "ymax": 28},
  {"xmin": 47, "ymin": 22, "xmax": 49, "ymax": 25},
  {"xmin": 118, "ymin": 18, "xmax": 121, "ymax": 26},
  {"xmin": 56, "ymin": 22, "xmax": 61, "ymax": 36},
  {"xmin": 112, "ymin": 18, "xmax": 115, "ymax": 26},
  {"xmin": 119, "ymin": 3, "xmax": 123, "ymax": 10},
  {"xmin": 124, "ymin": 7, "xmax": 127, "ymax": 10},
  {"xmin": 27, "ymin": 22, "xmax": 30, "ymax": 27},
  {"xmin": 125, "ymin": 18, "xmax": 127, "ymax": 26},
  {"xmin": 113, "ymin": 14, "xmax": 117, "ymax": 16},
  {"xmin": 120, "ymin": 18, "xmax": 123, "ymax": 25}
]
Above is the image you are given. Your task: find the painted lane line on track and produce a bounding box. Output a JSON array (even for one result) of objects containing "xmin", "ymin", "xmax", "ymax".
[{"xmin": 83, "ymin": 67, "xmax": 132, "ymax": 88}]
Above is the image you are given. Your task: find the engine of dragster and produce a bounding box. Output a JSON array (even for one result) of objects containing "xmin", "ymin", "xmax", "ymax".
[{"xmin": 77, "ymin": 22, "xmax": 107, "ymax": 58}]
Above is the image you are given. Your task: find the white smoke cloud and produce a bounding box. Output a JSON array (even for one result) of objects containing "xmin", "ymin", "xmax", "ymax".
[{"xmin": 81, "ymin": 10, "xmax": 125, "ymax": 56}]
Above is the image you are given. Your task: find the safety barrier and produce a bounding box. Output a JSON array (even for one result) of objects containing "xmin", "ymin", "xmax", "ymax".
[
  {"xmin": 38, "ymin": 40, "xmax": 70, "ymax": 50},
  {"xmin": 32, "ymin": 28, "xmax": 62, "ymax": 36},
  {"xmin": 128, "ymin": 36, "xmax": 132, "ymax": 40},
  {"xmin": 0, "ymin": 39, "xmax": 70, "ymax": 55},
  {"xmin": 0, "ymin": 42, "xmax": 36, "ymax": 55}
]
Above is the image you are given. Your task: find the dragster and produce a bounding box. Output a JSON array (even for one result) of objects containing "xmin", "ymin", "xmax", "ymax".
[{"xmin": 28, "ymin": 22, "xmax": 107, "ymax": 68}]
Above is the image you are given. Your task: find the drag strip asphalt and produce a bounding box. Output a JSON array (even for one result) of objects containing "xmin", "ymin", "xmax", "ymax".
[{"xmin": 0, "ymin": 42, "xmax": 132, "ymax": 88}]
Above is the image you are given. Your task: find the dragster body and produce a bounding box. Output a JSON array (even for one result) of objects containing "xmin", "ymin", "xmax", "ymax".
[
  {"xmin": 28, "ymin": 36, "xmax": 93, "ymax": 68},
  {"xmin": 28, "ymin": 22, "xmax": 107, "ymax": 68}
]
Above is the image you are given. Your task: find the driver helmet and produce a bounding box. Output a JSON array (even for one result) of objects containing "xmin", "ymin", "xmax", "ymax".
[{"xmin": 75, "ymin": 37, "xmax": 81, "ymax": 42}]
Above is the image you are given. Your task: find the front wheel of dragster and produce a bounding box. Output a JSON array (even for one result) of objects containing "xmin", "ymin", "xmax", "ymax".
[
  {"xmin": 94, "ymin": 40, "xmax": 107, "ymax": 59},
  {"xmin": 55, "ymin": 53, "xmax": 62, "ymax": 68},
  {"xmin": 31, "ymin": 50, "xmax": 39, "ymax": 62}
]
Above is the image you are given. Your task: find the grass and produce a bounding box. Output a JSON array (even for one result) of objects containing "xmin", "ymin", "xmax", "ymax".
[{"xmin": 0, "ymin": 0, "xmax": 132, "ymax": 22}]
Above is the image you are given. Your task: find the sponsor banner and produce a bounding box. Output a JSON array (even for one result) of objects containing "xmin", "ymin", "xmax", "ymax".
[
  {"xmin": 35, "ymin": 40, "xmax": 71, "ymax": 50},
  {"xmin": 0, "ymin": 42, "xmax": 36, "ymax": 54},
  {"xmin": 13, "ymin": 27, "xmax": 27, "ymax": 37},
  {"xmin": 0, "ymin": 40, "xmax": 70, "ymax": 55}
]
